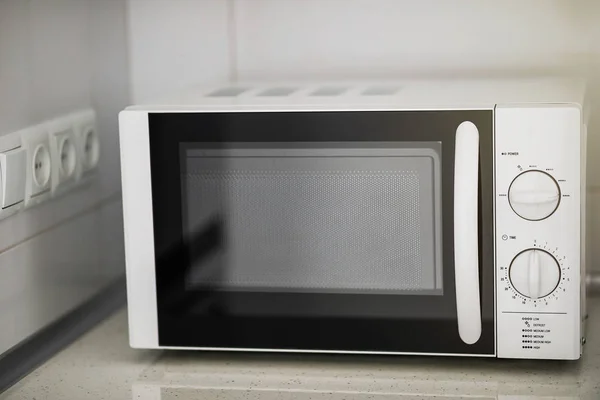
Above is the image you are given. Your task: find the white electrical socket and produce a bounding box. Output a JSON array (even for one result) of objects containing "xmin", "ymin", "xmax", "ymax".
[
  {"xmin": 48, "ymin": 115, "xmax": 79, "ymax": 196},
  {"xmin": 0, "ymin": 132, "xmax": 26, "ymax": 220},
  {"xmin": 20, "ymin": 124, "xmax": 53, "ymax": 208},
  {"xmin": 72, "ymin": 109, "xmax": 99, "ymax": 180}
]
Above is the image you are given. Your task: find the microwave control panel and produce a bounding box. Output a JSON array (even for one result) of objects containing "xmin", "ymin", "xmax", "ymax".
[{"xmin": 494, "ymin": 104, "xmax": 582, "ymax": 360}]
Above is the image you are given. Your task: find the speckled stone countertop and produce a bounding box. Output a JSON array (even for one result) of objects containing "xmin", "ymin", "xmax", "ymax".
[{"xmin": 2, "ymin": 299, "xmax": 600, "ymax": 399}]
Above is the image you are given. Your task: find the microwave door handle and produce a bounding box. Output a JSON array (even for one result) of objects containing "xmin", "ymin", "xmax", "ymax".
[{"xmin": 453, "ymin": 121, "xmax": 482, "ymax": 345}]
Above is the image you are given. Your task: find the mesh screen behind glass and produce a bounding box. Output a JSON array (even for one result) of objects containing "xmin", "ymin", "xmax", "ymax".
[{"xmin": 183, "ymin": 145, "xmax": 442, "ymax": 294}]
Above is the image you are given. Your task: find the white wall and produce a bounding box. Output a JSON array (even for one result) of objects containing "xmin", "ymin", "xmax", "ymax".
[
  {"xmin": 127, "ymin": 0, "xmax": 598, "ymax": 97},
  {"xmin": 90, "ymin": 0, "xmax": 132, "ymax": 197},
  {"xmin": 127, "ymin": 0, "xmax": 600, "ymax": 273},
  {"xmin": 234, "ymin": 0, "xmax": 592, "ymax": 79},
  {"xmin": 0, "ymin": 0, "xmax": 127, "ymax": 355},
  {"xmin": 127, "ymin": 0, "xmax": 231, "ymax": 103}
]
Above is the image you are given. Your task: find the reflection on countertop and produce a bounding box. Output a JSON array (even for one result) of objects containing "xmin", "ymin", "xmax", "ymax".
[{"xmin": 2, "ymin": 300, "xmax": 600, "ymax": 400}]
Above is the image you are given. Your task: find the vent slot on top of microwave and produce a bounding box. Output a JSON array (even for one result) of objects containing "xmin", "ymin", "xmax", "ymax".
[
  {"xmin": 257, "ymin": 87, "xmax": 298, "ymax": 97},
  {"xmin": 183, "ymin": 144, "xmax": 443, "ymax": 295},
  {"xmin": 207, "ymin": 87, "xmax": 251, "ymax": 97},
  {"xmin": 310, "ymin": 86, "xmax": 349, "ymax": 96}
]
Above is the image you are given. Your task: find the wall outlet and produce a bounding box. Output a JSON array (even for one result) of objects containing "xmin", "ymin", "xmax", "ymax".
[
  {"xmin": 20, "ymin": 124, "xmax": 52, "ymax": 208},
  {"xmin": 48, "ymin": 116, "xmax": 79, "ymax": 196},
  {"xmin": 0, "ymin": 133, "xmax": 26, "ymax": 221},
  {"xmin": 0, "ymin": 108, "xmax": 98, "ymax": 215},
  {"xmin": 72, "ymin": 109, "xmax": 99, "ymax": 180}
]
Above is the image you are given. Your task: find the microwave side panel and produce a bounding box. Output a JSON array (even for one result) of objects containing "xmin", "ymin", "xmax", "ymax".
[
  {"xmin": 581, "ymin": 95, "xmax": 591, "ymax": 356},
  {"xmin": 119, "ymin": 110, "xmax": 160, "ymax": 349},
  {"xmin": 495, "ymin": 103, "xmax": 582, "ymax": 360}
]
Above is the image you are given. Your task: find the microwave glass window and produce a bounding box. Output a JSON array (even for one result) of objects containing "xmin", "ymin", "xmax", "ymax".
[{"xmin": 181, "ymin": 143, "xmax": 442, "ymax": 295}]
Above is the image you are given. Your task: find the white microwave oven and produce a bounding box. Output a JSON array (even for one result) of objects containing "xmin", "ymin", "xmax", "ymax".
[{"xmin": 119, "ymin": 79, "xmax": 589, "ymax": 359}]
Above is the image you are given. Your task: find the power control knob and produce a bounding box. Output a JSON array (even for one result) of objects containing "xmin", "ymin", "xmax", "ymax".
[
  {"xmin": 508, "ymin": 170, "xmax": 560, "ymax": 221},
  {"xmin": 509, "ymin": 249, "xmax": 560, "ymax": 299}
]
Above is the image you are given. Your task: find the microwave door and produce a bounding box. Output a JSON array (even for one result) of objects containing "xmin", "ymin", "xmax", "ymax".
[{"xmin": 145, "ymin": 111, "xmax": 495, "ymax": 355}]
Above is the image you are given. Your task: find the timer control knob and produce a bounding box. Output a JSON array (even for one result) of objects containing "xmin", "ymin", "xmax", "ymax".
[
  {"xmin": 509, "ymin": 249, "xmax": 560, "ymax": 299},
  {"xmin": 508, "ymin": 170, "xmax": 560, "ymax": 221}
]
